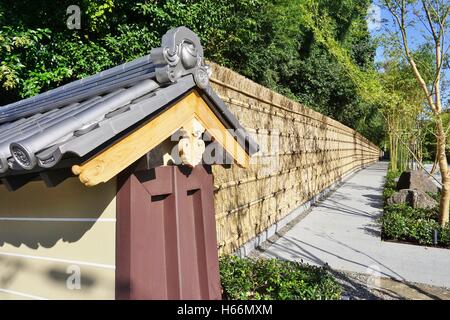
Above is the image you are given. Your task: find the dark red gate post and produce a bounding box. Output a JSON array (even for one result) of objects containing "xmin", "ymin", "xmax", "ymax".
[{"xmin": 116, "ymin": 165, "xmax": 221, "ymax": 300}]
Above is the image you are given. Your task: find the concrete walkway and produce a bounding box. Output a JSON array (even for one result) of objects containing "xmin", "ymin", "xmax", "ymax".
[{"xmin": 260, "ymin": 161, "xmax": 450, "ymax": 289}]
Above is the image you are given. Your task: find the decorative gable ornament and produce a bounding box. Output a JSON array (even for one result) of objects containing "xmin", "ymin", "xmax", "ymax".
[
  {"xmin": 150, "ymin": 27, "xmax": 211, "ymax": 88},
  {"xmin": 178, "ymin": 119, "xmax": 206, "ymax": 167}
]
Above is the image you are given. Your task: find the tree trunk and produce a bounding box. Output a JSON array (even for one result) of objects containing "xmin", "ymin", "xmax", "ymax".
[
  {"xmin": 390, "ymin": 134, "xmax": 398, "ymax": 172},
  {"xmin": 436, "ymin": 118, "xmax": 450, "ymax": 226},
  {"xmin": 430, "ymin": 147, "xmax": 438, "ymax": 175}
]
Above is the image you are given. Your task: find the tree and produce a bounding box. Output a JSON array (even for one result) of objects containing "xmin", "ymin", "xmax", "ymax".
[
  {"xmin": 0, "ymin": 0, "xmax": 384, "ymax": 145},
  {"xmin": 294, "ymin": 0, "xmax": 386, "ymax": 143},
  {"xmin": 384, "ymin": 0, "xmax": 450, "ymax": 225},
  {"xmin": 379, "ymin": 55, "xmax": 427, "ymax": 172}
]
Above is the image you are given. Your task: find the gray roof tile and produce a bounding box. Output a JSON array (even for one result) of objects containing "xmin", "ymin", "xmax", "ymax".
[{"xmin": 0, "ymin": 27, "xmax": 258, "ymax": 187}]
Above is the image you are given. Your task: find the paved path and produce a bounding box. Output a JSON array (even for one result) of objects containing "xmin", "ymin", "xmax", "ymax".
[{"xmin": 260, "ymin": 161, "xmax": 450, "ymax": 289}]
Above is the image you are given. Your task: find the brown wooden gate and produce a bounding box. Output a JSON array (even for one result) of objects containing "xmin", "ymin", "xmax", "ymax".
[{"xmin": 116, "ymin": 165, "xmax": 221, "ymax": 300}]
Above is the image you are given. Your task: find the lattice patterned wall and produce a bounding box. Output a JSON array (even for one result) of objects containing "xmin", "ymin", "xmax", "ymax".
[{"xmin": 208, "ymin": 62, "xmax": 380, "ymax": 255}]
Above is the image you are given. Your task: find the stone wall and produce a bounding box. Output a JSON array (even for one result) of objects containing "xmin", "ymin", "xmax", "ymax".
[{"xmin": 209, "ymin": 62, "xmax": 380, "ymax": 255}]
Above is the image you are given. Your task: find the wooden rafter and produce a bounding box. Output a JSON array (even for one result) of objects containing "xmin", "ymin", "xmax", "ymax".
[{"xmin": 72, "ymin": 90, "xmax": 250, "ymax": 187}]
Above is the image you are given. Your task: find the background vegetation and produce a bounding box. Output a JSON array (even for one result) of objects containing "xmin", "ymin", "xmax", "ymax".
[
  {"xmin": 3, "ymin": 1, "xmax": 450, "ymax": 222},
  {"xmin": 0, "ymin": 0, "xmax": 383, "ymax": 144}
]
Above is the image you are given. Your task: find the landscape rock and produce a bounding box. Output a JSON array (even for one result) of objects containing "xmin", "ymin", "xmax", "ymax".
[
  {"xmin": 387, "ymin": 189, "xmax": 438, "ymax": 210},
  {"xmin": 396, "ymin": 170, "xmax": 439, "ymax": 194}
]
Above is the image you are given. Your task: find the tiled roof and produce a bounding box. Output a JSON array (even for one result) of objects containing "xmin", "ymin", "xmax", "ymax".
[{"xmin": 0, "ymin": 27, "xmax": 258, "ymax": 187}]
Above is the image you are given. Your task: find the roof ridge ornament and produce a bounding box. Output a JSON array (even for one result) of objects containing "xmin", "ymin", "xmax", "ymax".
[{"xmin": 151, "ymin": 27, "xmax": 211, "ymax": 89}]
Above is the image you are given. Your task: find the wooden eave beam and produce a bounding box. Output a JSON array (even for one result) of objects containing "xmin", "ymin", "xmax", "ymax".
[{"xmin": 72, "ymin": 90, "xmax": 249, "ymax": 187}]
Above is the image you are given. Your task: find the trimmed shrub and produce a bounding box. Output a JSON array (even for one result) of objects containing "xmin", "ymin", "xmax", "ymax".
[
  {"xmin": 381, "ymin": 168, "xmax": 446, "ymax": 247},
  {"xmin": 385, "ymin": 170, "xmax": 400, "ymax": 189},
  {"xmin": 380, "ymin": 208, "xmax": 410, "ymax": 240},
  {"xmin": 383, "ymin": 170, "xmax": 400, "ymax": 202},
  {"xmin": 384, "ymin": 203, "xmax": 438, "ymax": 220},
  {"xmin": 219, "ymin": 255, "xmax": 342, "ymax": 300},
  {"xmin": 439, "ymin": 223, "xmax": 450, "ymax": 247},
  {"xmin": 409, "ymin": 219, "xmax": 440, "ymax": 245},
  {"xmin": 383, "ymin": 187, "xmax": 396, "ymax": 201},
  {"xmin": 381, "ymin": 203, "xmax": 448, "ymax": 248}
]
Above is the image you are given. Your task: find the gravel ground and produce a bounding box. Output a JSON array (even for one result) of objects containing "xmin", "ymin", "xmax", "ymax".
[{"xmin": 332, "ymin": 269, "xmax": 450, "ymax": 300}]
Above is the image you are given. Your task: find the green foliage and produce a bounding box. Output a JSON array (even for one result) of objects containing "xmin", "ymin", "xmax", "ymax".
[
  {"xmin": 380, "ymin": 171, "xmax": 450, "ymax": 248},
  {"xmin": 381, "ymin": 1, "xmax": 450, "ymax": 174},
  {"xmin": 0, "ymin": 26, "xmax": 58, "ymax": 95},
  {"xmin": 385, "ymin": 169, "xmax": 401, "ymax": 189},
  {"xmin": 380, "ymin": 46, "xmax": 433, "ymax": 171},
  {"xmin": 383, "ymin": 169, "xmax": 400, "ymax": 201},
  {"xmin": 381, "ymin": 169, "xmax": 449, "ymax": 248},
  {"xmin": 383, "ymin": 187, "xmax": 396, "ymax": 201},
  {"xmin": 243, "ymin": 0, "xmax": 384, "ymax": 143},
  {"xmin": 84, "ymin": 0, "xmax": 115, "ymax": 32},
  {"xmin": 426, "ymin": 191, "xmax": 441, "ymax": 203},
  {"xmin": 420, "ymin": 110, "xmax": 450, "ymax": 161},
  {"xmin": 439, "ymin": 223, "xmax": 450, "ymax": 247},
  {"xmin": 0, "ymin": 0, "xmax": 384, "ymax": 144},
  {"xmin": 0, "ymin": 0, "xmax": 264, "ymax": 101},
  {"xmin": 381, "ymin": 204, "xmax": 445, "ymax": 246},
  {"xmin": 219, "ymin": 255, "xmax": 342, "ymax": 300},
  {"xmin": 384, "ymin": 203, "xmax": 438, "ymax": 220}
]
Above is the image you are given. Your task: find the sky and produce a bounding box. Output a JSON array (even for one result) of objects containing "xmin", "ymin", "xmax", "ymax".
[
  {"xmin": 371, "ymin": 1, "xmax": 434, "ymax": 62},
  {"xmin": 369, "ymin": 1, "xmax": 449, "ymax": 106}
]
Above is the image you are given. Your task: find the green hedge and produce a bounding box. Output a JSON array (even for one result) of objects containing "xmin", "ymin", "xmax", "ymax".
[
  {"xmin": 381, "ymin": 168, "xmax": 450, "ymax": 248},
  {"xmin": 381, "ymin": 204, "xmax": 450, "ymax": 247},
  {"xmin": 219, "ymin": 255, "xmax": 342, "ymax": 300}
]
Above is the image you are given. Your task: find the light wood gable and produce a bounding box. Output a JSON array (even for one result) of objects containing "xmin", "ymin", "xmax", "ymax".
[{"xmin": 72, "ymin": 90, "xmax": 250, "ymax": 187}]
